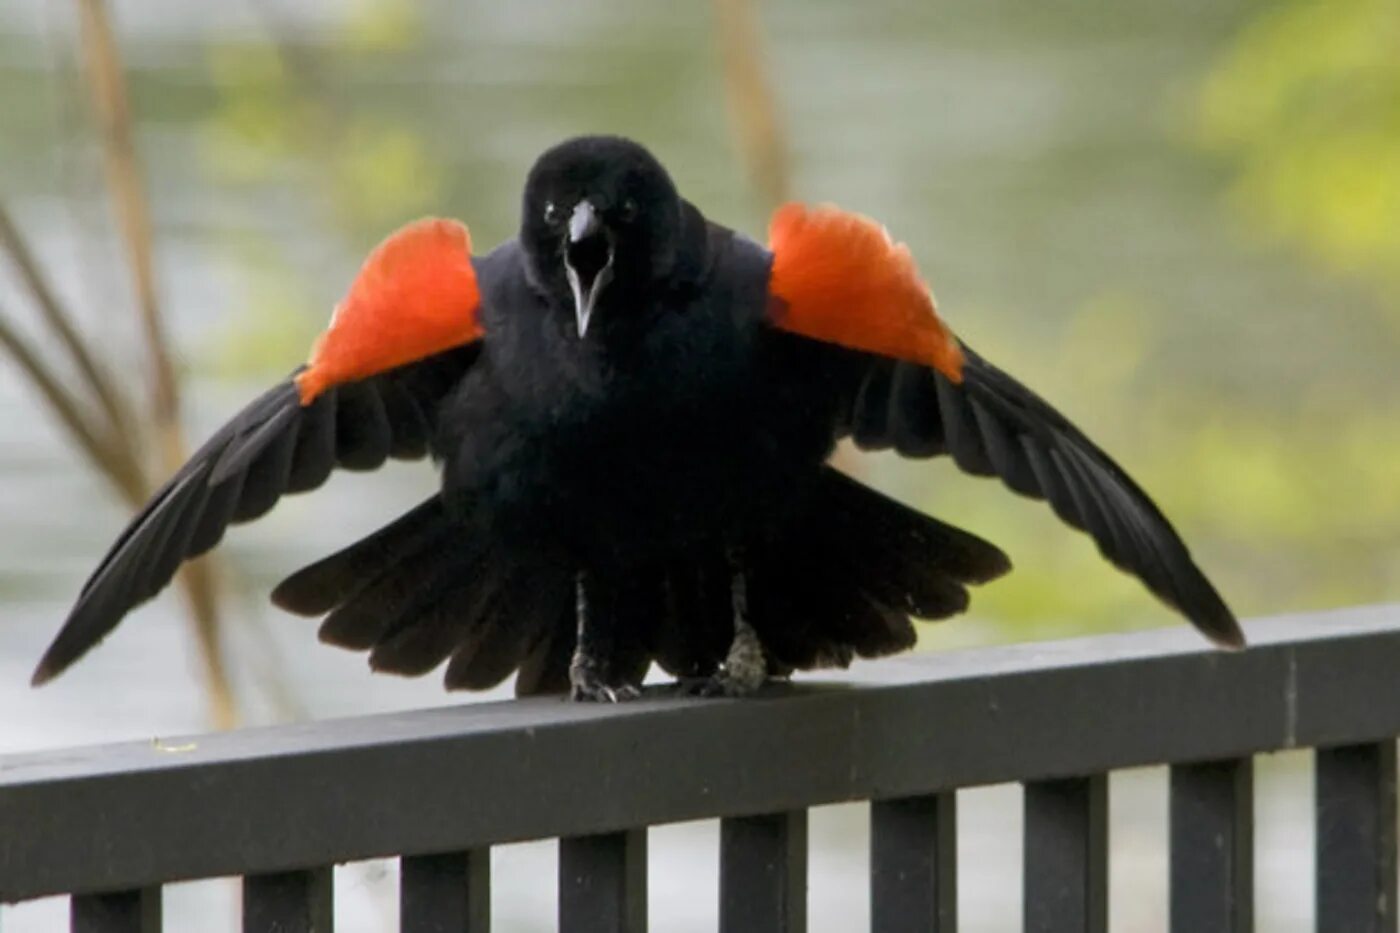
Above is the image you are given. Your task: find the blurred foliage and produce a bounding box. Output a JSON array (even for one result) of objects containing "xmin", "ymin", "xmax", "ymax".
[
  {"xmin": 1177, "ymin": 0, "xmax": 1400, "ymax": 617},
  {"xmin": 1195, "ymin": 0, "xmax": 1400, "ymax": 306},
  {"xmin": 198, "ymin": 1, "xmax": 443, "ymax": 378},
  {"xmin": 921, "ymin": 0, "xmax": 1399, "ymax": 646}
]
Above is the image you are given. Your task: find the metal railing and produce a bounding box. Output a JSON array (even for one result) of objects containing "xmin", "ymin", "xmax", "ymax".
[{"xmin": 2, "ymin": 604, "xmax": 1398, "ymax": 932}]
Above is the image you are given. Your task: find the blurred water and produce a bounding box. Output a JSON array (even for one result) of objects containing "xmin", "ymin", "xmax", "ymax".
[{"xmin": 0, "ymin": 0, "xmax": 1367, "ymax": 929}]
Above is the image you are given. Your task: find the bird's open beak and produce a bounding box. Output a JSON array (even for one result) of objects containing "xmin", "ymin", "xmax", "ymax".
[{"xmin": 564, "ymin": 200, "xmax": 614, "ymax": 338}]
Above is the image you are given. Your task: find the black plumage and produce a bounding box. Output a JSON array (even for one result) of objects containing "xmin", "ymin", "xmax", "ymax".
[{"xmin": 33, "ymin": 134, "xmax": 1241, "ymax": 699}]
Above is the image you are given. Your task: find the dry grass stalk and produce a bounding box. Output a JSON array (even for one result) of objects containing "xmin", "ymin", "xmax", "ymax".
[
  {"xmin": 714, "ymin": 0, "xmax": 792, "ymax": 211},
  {"xmin": 74, "ymin": 0, "xmax": 235, "ymax": 728},
  {"xmin": 0, "ymin": 299, "xmax": 145, "ymax": 502},
  {"xmin": 0, "ymin": 204, "xmax": 138, "ymax": 440}
]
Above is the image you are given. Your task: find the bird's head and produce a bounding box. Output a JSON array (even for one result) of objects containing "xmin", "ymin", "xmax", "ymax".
[{"xmin": 521, "ymin": 135, "xmax": 683, "ymax": 339}]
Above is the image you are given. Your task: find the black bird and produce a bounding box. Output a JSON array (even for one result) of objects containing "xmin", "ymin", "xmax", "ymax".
[{"xmin": 33, "ymin": 135, "xmax": 1243, "ymax": 700}]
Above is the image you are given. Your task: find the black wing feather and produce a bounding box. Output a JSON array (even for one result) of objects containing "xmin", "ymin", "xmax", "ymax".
[
  {"xmin": 796, "ymin": 335, "xmax": 1243, "ymax": 648},
  {"xmin": 231, "ymin": 416, "xmax": 300, "ymax": 523},
  {"xmin": 186, "ymin": 470, "xmax": 245, "ymax": 558},
  {"xmin": 333, "ymin": 381, "xmax": 393, "ymax": 471},
  {"xmin": 376, "ymin": 379, "xmax": 433, "ymax": 459},
  {"xmin": 33, "ymin": 347, "xmax": 478, "ymax": 685},
  {"xmin": 886, "ymin": 363, "xmax": 944, "ymax": 456},
  {"xmin": 286, "ymin": 391, "xmax": 338, "ymax": 493}
]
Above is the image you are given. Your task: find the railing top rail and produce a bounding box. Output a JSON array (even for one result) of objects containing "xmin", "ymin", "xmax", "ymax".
[{"xmin": 3, "ymin": 604, "xmax": 1397, "ymax": 902}]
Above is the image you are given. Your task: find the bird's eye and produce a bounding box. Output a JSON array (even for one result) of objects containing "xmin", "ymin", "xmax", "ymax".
[
  {"xmin": 618, "ymin": 198, "xmax": 639, "ymax": 223},
  {"xmin": 544, "ymin": 201, "xmax": 561, "ymax": 225}
]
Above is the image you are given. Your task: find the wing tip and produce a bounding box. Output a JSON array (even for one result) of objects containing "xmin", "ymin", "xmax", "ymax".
[
  {"xmin": 1202, "ymin": 617, "xmax": 1247, "ymax": 651},
  {"xmin": 30, "ymin": 638, "xmax": 79, "ymax": 687},
  {"xmin": 29, "ymin": 658, "xmax": 59, "ymax": 687},
  {"xmin": 1182, "ymin": 582, "xmax": 1246, "ymax": 650},
  {"xmin": 32, "ymin": 587, "xmax": 122, "ymax": 686}
]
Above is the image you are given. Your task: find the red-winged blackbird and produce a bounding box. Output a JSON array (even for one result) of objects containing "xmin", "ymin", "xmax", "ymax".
[{"xmin": 33, "ymin": 135, "xmax": 1242, "ymax": 701}]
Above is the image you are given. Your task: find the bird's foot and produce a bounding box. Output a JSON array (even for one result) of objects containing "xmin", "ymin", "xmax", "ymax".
[
  {"xmin": 568, "ymin": 655, "xmax": 641, "ymax": 703},
  {"xmin": 676, "ymin": 627, "xmax": 769, "ymax": 698},
  {"xmin": 676, "ymin": 552, "xmax": 771, "ymax": 698},
  {"xmin": 569, "ymin": 681, "xmax": 642, "ymax": 703},
  {"xmin": 568, "ymin": 573, "xmax": 642, "ymax": 702},
  {"xmin": 683, "ymin": 669, "xmax": 768, "ymax": 698}
]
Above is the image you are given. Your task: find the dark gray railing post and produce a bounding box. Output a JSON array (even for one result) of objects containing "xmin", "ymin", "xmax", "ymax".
[
  {"xmin": 870, "ymin": 793, "xmax": 956, "ymax": 933},
  {"xmin": 1169, "ymin": 758, "xmax": 1253, "ymax": 933},
  {"xmin": 1023, "ymin": 775, "xmax": 1107, "ymax": 933},
  {"xmin": 243, "ymin": 867, "xmax": 334, "ymax": 933},
  {"xmin": 559, "ymin": 830, "xmax": 648, "ymax": 933},
  {"xmin": 401, "ymin": 850, "xmax": 490, "ymax": 933},
  {"xmin": 1316, "ymin": 742, "xmax": 1398, "ymax": 933},
  {"xmin": 720, "ymin": 811, "xmax": 807, "ymax": 933},
  {"xmin": 71, "ymin": 888, "xmax": 161, "ymax": 933}
]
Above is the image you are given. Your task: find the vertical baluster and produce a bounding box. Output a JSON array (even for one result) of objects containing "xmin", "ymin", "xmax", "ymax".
[
  {"xmin": 719, "ymin": 811, "xmax": 807, "ymax": 933},
  {"xmin": 1169, "ymin": 758, "xmax": 1253, "ymax": 933},
  {"xmin": 559, "ymin": 829, "xmax": 647, "ymax": 933},
  {"xmin": 402, "ymin": 849, "xmax": 490, "ymax": 933},
  {"xmin": 71, "ymin": 887, "xmax": 161, "ymax": 933},
  {"xmin": 1023, "ymin": 775, "xmax": 1108, "ymax": 933},
  {"xmin": 870, "ymin": 793, "xmax": 957, "ymax": 933},
  {"xmin": 243, "ymin": 867, "xmax": 334, "ymax": 933},
  {"xmin": 1316, "ymin": 742, "xmax": 1398, "ymax": 933}
]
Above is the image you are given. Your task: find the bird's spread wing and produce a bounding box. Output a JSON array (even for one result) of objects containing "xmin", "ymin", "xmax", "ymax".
[
  {"xmin": 34, "ymin": 218, "xmax": 485, "ymax": 684},
  {"xmin": 762, "ymin": 203, "xmax": 1243, "ymax": 648}
]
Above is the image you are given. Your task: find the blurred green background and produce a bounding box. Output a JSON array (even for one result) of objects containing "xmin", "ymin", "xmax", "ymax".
[{"xmin": 1, "ymin": 0, "xmax": 1397, "ymax": 687}]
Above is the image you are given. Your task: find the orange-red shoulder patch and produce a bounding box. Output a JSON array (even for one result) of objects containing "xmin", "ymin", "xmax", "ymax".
[
  {"xmin": 295, "ymin": 217, "xmax": 483, "ymax": 404},
  {"xmin": 766, "ymin": 203, "xmax": 964, "ymax": 382}
]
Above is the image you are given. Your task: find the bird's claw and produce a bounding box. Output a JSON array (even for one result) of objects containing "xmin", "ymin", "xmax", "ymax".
[
  {"xmin": 568, "ymin": 665, "xmax": 642, "ymax": 703},
  {"xmin": 680, "ymin": 614, "xmax": 769, "ymax": 697},
  {"xmin": 675, "ymin": 667, "xmax": 767, "ymax": 698},
  {"xmin": 569, "ymin": 682, "xmax": 641, "ymax": 703}
]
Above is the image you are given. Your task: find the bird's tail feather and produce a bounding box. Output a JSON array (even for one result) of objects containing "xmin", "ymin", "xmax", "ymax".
[
  {"xmin": 743, "ymin": 467, "xmax": 1011, "ymax": 672},
  {"xmin": 273, "ymin": 469, "xmax": 1010, "ymax": 692},
  {"xmin": 272, "ymin": 495, "xmax": 573, "ymax": 694}
]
